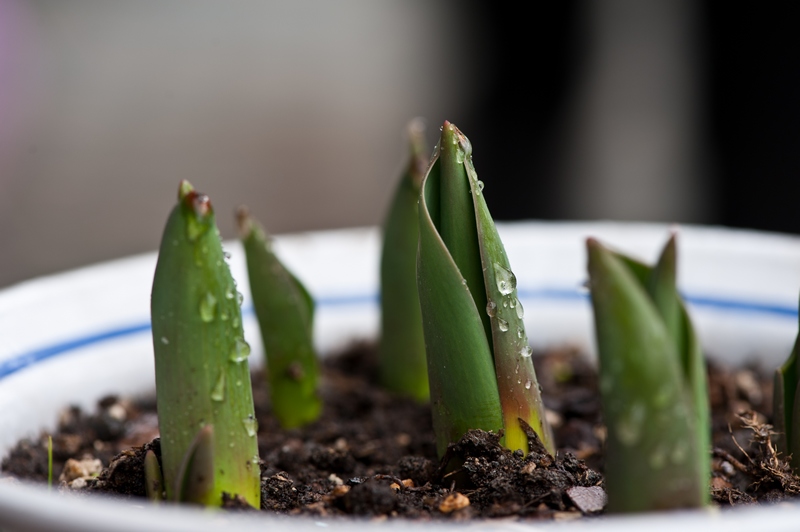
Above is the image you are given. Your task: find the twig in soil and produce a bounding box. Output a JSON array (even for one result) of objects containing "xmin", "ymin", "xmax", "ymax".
[{"xmin": 725, "ymin": 411, "xmax": 800, "ymax": 496}]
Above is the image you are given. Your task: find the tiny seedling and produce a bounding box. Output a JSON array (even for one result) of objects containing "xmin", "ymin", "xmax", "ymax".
[
  {"xmin": 586, "ymin": 235, "xmax": 710, "ymax": 512},
  {"xmin": 378, "ymin": 118, "xmax": 430, "ymax": 401},
  {"xmin": 150, "ymin": 181, "xmax": 260, "ymax": 507},
  {"xmin": 238, "ymin": 207, "xmax": 322, "ymax": 429},
  {"xmin": 417, "ymin": 121, "xmax": 554, "ymax": 458}
]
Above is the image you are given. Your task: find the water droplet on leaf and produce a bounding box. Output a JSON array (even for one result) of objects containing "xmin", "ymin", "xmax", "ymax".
[
  {"xmin": 242, "ymin": 415, "xmax": 258, "ymax": 437},
  {"xmin": 199, "ymin": 292, "xmax": 217, "ymax": 322},
  {"xmin": 498, "ymin": 318, "xmax": 509, "ymax": 332},
  {"xmin": 229, "ymin": 338, "xmax": 251, "ymax": 363},
  {"xmin": 616, "ymin": 402, "xmax": 646, "ymax": 446},
  {"xmin": 486, "ymin": 300, "xmax": 497, "ymax": 317},
  {"xmin": 211, "ymin": 371, "xmax": 225, "ymax": 402},
  {"xmin": 520, "ymin": 345, "xmax": 532, "ymax": 358},
  {"xmin": 494, "ymin": 263, "xmax": 517, "ymax": 295}
]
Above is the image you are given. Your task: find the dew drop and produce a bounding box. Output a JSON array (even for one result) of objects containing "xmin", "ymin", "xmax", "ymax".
[
  {"xmin": 230, "ymin": 338, "xmax": 251, "ymax": 363},
  {"xmin": 524, "ymin": 380, "xmax": 532, "ymax": 390},
  {"xmin": 515, "ymin": 299, "xmax": 525, "ymax": 319},
  {"xmin": 160, "ymin": 336, "xmax": 169, "ymax": 345},
  {"xmin": 671, "ymin": 440, "xmax": 688, "ymax": 464},
  {"xmin": 616, "ymin": 402, "xmax": 646, "ymax": 446},
  {"xmin": 520, "ymin": 345, "xmax": 533, "ymax": 358},
  {"xmin": 486, "ymin": 300, "xmax": 497, "ymax": 317},
  {"xmin": 210, "ymin": 371, "xmax": 225, "ymax": 402},
  {"xmin": 237, "ymin": 292, "xmax": 244, "ymax": 305},
  {"xmin": 232, "ymin": 317, "xmax": 240, "ymax": 328},
  {"xmin": 225, "ymin": 289, "xmax": 235, "ymax": 300},
  {"xmin": 509, "ymin": 298, "xmax": 516, "ymax": 308},
  {"xmin": 199, "ymin": 292, "xmax": 217, "ymax": 322},
  {"xmin": 503, "ymin": 300, "xmax": 508, "ymax": 308},
  {"xmin": 516, "ymin": 327, "xmax": 524, "ymax": 339},
  {"xmin": 494, "ymin": 263, "xmax": 517, "ymax": 295},
  {"xmin": 242, "ymin": 415, "xmax": 258, "ymax": 437},
  {"xmin": 497, "ymin": 318, "xmax": 509, "ymax": 332},
  {"xmin": 220, "ymin": 311, "xmax": 229, "ymax": 321}
]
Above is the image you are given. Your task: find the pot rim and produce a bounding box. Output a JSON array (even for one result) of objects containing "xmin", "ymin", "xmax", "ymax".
[{"xmin": 2, "ymin": 220, "xmax": 800, "ymax": 531}]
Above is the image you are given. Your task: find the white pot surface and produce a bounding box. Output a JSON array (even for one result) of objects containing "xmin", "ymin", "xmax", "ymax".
[{"xmin": 1, "ymin": 220, "xmax": 799, "ymax": 531}]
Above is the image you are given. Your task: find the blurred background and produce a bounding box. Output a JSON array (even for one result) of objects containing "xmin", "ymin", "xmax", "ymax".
[{"xmin": 1, "ymin": 0, "xmax": 799, "ymax": 288}]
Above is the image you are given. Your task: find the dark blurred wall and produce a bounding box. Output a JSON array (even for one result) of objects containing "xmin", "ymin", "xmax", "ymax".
[
  {"xmin": 462, "ymin": 1, "xmax": 800, "ymax": 236},
  {"xmin": 702, "ymin": 3, "xmax": 800, "ymax": 235}
]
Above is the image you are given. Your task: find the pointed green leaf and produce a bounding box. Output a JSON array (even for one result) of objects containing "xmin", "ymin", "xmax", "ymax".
[
  {"xmin": 417, "ymin": 122, "xmax": 552, "ymax": 457},
  {"xmin": 144, "ymin": 449, "xmax": 164, "ymax": 502},
  {"xmin": 378, "ymin": 119, "xmax": 430, "ymax": 401},
  {"xmin": 587, "ymin": 237, "xmax": 706, "ymax": 512},
  {"xmin": 238, "ymin": 207, "xmax": 321, "ymax": 429},
  {"xmin": 463, "ymin": 140, "xmax": 554, "ymax": 456},
  {"xmin": 418, "ymin": 126, "xmax": 502, "ymax": 458},
  {"xmin": 175, "ymin": 425, "xmax": 215, "ymax": 504},
  {"xmin": 151, "ymin": 181, "xmax": 260, "ymax": 507}
]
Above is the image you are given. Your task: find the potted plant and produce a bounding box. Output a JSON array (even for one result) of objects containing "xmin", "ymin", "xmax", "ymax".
[{"xmin": 2, "ymin": 122, "xmax": 800, "ymax": 530}]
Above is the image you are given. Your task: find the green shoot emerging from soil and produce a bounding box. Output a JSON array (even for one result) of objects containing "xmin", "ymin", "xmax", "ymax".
[
  {"xmin": 238, "ymin": 207, "xmax": 322, "ymax": 429},
  {"xmin": 773, "ymin": 295, "xmax": 800, "ymax": 471},
  {"xmin": 417, "ymin": 121, "xmax": 554, "ymax": 458},
  {"xmin": 378, "ymin": 118, "xmax": 430, "ymax": 402},
  {"xmin": 587, "ymin": 235, "xmax": 709, "ymax": 513},
  {"xmin": 150, "ymin": 181, "xmax": 260, "ymax": 507}
]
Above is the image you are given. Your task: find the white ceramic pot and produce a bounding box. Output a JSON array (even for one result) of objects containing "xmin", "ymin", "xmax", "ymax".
[{"xmin": 1, "ymin": 221, "xmax": 799, "ymax": 532}]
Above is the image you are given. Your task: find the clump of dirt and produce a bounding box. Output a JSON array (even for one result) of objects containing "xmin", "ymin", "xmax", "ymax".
[{"xmin": 2, "ymin": 343, "xmax": 796, "ymax": 521}]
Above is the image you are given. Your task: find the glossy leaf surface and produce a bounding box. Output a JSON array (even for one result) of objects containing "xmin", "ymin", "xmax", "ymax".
[{"xmin": 151, "ymin": 181, "xmax": 260, "ymax": 507}]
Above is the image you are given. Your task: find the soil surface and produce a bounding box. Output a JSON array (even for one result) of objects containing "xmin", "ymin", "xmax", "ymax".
[{"xmin": 2, "ymin": 343, "xmax": 797, "ymax": 521}]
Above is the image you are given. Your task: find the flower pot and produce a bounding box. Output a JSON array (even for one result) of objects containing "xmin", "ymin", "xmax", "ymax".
[{"xmin": 1, "ymin": 220, "xmax": 799, "ymax": 531}]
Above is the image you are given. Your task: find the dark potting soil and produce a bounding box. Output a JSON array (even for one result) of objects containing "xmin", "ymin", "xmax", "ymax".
[{"xmin": 2, "ymin": 343, "xmax": 797, "ymax": 521}]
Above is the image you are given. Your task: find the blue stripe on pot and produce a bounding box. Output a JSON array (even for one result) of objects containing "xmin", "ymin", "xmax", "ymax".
[{"xmin": 0, "ymin": 290, "xmax": 796, "ymax": 381}]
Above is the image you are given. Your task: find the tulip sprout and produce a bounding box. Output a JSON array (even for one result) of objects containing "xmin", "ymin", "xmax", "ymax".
[
  {"xmin": 417, "ymin": 121, "xmax": 554, "ymax": 458},
  {"xmin": 238, "ymin": 207, "xmax": 322, "ymax": 428},
  {"xmin": 586, "ymin": 235, "xmax": 709, "ymax": 513},
  {"xmin": 773, "ymin": 297, "xmax": 800, "ymax": 471},
  {"xmin": 150, "ymin": 181, "xmax": 260, "ymax": 507},
  {"xmin": 378, "ymin": 118, "xmax": 430, "ymax": 402}
]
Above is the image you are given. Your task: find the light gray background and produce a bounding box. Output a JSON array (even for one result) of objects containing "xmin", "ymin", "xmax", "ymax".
[{"xmin": 0, "ymin": 0, "xmax": 705, "ymax": 288}]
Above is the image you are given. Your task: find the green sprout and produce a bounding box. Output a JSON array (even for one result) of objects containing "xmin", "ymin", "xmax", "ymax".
[
  {"xmin": 144, "ymin": 449, "xmax": 164, "ymax": 502},
  {"xmin": 773, "ymin": 297, "xmax": 800, "ymax": 471},
  {"xmin": 150, "ymin": 181, "xmax": 260, "ymax": 507},
  {"xmin": 417, "ymin": 121, "xmax": 554, "ymax": 458},
  {"xmin": 238, "ymin": 207, "xmax": 321, "ymax": 429},
  {"xmin": 378, "ymin": 118, "xmax": 430, "ymax": 402},
  {"xmin": 586, "ymin": 235, "xmax": 710, "ymax": 513}
]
